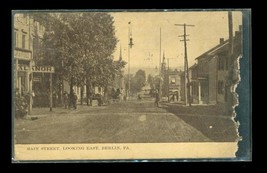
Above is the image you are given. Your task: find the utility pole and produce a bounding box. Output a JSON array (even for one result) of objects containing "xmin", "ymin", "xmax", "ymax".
[
  {"xmin": 28, "ymin": 14, "xmax": 33, "ymax": 114},
  {"xmin": 175, "ymin": 23, "xmax": 194, "ymax": 106},
  {"xmin": 50, "ymin": 73, "xmax": 53, "ymax": 111},
  {"xmin": 159, "ymin": 28, "xmax": 162, "ymax": 100},
  {"xmin": 167, "ymin": 58, "xmax": 169, "ymax": 102},
  {"xmin": 227, "ymin": 11, "xmax": 234, "ymax": 115},
  {"xmin": 159, "ymin": 28, "xmax": 162, "ymax": 73},
  {"xmin": 128, "ymin": 21, "xmax": 133, "ymax": 100}
]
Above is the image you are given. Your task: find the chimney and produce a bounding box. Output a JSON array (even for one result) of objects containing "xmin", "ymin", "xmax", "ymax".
[{"xmin": 220, "ymin": 38, "xmax": 224, "ymax": 44}]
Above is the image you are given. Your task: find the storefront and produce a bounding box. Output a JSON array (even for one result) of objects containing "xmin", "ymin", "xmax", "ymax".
[{"xmin": 14, "ymin": 48, "xmax": 33, "ymax": 96}]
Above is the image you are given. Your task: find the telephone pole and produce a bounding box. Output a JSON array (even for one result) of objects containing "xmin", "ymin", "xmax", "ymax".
[
  {"xmin": 175, "ymin": 23, "xmax": 194, "ymax": 106},
  {"xmin": 227, "ymin": 11, "xmax": 234, "ymax": 114},
  {"xmin": 159, "ymin": 28, "xmax": 162, "ymax": 100}
]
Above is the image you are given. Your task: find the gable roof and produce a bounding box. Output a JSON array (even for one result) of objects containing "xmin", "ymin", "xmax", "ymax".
[
  {"xmin": 189, "ymin": 63, "xmax": 198, "ymax": 70},
  {"xmin": 195, "ymin": 39, "xmax": 229, "ymax": 60},
  {"xmin": 195, "ymin": 30, "xmax": 242, "ymax": 61}
]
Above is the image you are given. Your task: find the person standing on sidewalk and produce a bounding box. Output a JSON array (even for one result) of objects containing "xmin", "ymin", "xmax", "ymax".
[
  {"xmin": 63, "ymin": 91, "xmax": 69, "ymax": 109},
  {"xmin": 69, "ymin": 89, "xmax": 78, "ymax": 110},
  {"xmin": 73, "ymin": 92, "xmax": 78, "ymax": 109},
  {"xmin": 120, "ymin": 88, "xmax": 124, "ymax": 102},
  {"xmin": 154, "ymin": 89, "xmax": 159, "ymax": 107}
]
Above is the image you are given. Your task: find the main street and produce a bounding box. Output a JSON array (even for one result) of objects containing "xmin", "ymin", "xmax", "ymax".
[{"xmin": 14, "ymin": 99, "xmax": 237, "ymax": 144}]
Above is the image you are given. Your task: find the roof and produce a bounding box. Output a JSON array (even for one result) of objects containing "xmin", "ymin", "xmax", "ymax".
[
  {"xmin": 189, "ymin": 63, "xmax": 198, "ymax": 70},
  {"xmin": 195, "ymin": 31, "xmax": 242, "ymax": 61},
  {"xmin": 167, "ymin": 70, "xmax": 182, "ymax": 75},
  {"xmin": 195, "ymin": 39, "xmax": 229, "ymax": 60}
]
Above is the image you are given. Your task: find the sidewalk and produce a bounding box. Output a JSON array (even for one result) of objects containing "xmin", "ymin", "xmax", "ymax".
[
  {"xmin": 162, "ymin": 103, "xmax": 239, "ymax": 142},
  {"xmin": 162, "ymin": 102, "xmax": 229, "ymax": 116}
]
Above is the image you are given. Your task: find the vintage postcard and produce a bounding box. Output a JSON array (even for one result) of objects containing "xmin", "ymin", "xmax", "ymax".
[{"xmin": 12, "ymin": 10, "xmax": 251, "ymax": 162}]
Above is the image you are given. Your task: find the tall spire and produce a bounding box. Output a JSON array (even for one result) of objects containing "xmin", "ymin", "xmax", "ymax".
[
  {"xmin": 161, "ymin": 50, "xmax": 166, "ymax": 72},
  {"xmin": 119, "ymin": 44, "xmax": 122, "ymax": 61},
  {"xmin": 163, "ymin": 50, "xmax": 166, "ymax": 63}
]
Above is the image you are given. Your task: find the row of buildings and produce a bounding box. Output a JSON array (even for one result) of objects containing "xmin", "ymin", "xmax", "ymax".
[
  {"xmin": 14, "ymin": 14, "xmax": 45, "ymax": 111},
  {"xmin": 160, "ymin": 25, "xmax": 242, "ymax": 106},
  {"xmin": 13, "ymin": 14, "xmax": 124, "ymax": 110}
]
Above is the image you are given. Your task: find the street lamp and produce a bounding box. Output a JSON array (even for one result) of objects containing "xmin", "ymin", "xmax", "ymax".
[{"xmin": 127, "ymin": 21, "xmax": 133, "ymax": 100}]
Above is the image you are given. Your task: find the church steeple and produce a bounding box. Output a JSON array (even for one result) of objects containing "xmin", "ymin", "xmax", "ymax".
[
  {"xmin": 161, "ymin": 51, "xmax": 166, "ymax": 71},
  {"xmin": 163, "ymin": 51, "xmax": 166, "ymax": 63}
]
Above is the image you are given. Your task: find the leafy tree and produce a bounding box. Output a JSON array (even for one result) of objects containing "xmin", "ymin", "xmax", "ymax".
[
  {"xmin": 131, "ymin": 69, "xmax": 146, "ymax": 94},
  {"xmin": 30, "ymin": 12, "xmax": 125, "ymax": 104},
  {"xmin": 147, "ymin": 74, "xmax": 155, "ymax": 89}
]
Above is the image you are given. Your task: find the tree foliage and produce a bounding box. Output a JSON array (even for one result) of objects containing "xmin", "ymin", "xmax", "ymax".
[
  {"xmin": 130, "ymin": 69, "xmax": 146, "ymax": 94},
  {"xmin": 30, "ymin": 12, "xmax": 125, "ymax": 94},
  {"xmin": 147, "ymin": 74, "xmax": 155, "ymax": 89}
]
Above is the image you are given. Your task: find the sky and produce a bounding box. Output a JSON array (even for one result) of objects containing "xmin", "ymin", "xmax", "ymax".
[{"xmin": 110, "ymin": 11, "xmax": 242, "ymax": 74}]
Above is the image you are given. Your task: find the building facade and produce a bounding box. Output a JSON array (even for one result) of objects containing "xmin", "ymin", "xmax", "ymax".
[
  {"xmin": 189, "ymin": 26, "xmax": 242, "ymax": 105},
  {"xmin": 14, "ymin": 14, "xmax": 46, "ymax": 110},
  {"xmin": 167, "ymin": 69, "xmax": 182, "ymax": 102}
]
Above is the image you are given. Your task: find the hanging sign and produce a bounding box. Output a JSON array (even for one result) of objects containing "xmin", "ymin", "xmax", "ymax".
[{"xmin": 18, "ymin": 65, "xmax": 55, "ymax": 73}]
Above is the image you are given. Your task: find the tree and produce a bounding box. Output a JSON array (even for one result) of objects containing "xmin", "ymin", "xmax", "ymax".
[
  {"xmin": 147, "ymin": 74, "xmax": 155, "ymax": 89},
  {"xmin": 30, "ymin": 12, "xmax": 125, "ymax": 105},
  {"xmin": 131, "ymin": 69, "xmax": 146, "ymax": 94}
]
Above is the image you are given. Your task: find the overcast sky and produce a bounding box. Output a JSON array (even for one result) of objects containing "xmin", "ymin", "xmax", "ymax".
[{"xmin": 110, "ymin": 11, "xmax": 242, "ymax": 72}]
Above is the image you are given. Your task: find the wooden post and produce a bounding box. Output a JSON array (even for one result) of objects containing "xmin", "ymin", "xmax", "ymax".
[
  {"xmin": 175, "ymin": 23, "xmax": 194, "ymax": 106},
  {"xmin": 50, "ymin": 73, "xmax": 53, "ymax": 111},
  {"xmin": 198, "ymin": 81, "xmax": 202, "ymax": 104},
  {"xmin": 167, "ymin": 59, "xmax": 169, "ymax": 102}
]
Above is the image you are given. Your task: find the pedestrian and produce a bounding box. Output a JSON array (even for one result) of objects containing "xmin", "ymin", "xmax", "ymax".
[
  {"xmin": 116, "ymin": 88, "xmax": 120, "ymax": 101},
  {"xmin": 73, "ymin": 92, "xmax": 78, "ymax": 109},
  {"xmin": 88, "ymin": 87, "xmax": 94, "ymax": 106},
  {"xmin": 53, "ymin": 91, "xmax": 58, "ymax": 108},
  {"xmin": 154, "ymin": 89, "xmax": 159, "ymax": 107},
  {"xmin": 120, "ymin": 88, "xmax": 124, "ymax": 102},
  {"xmin": 63, "ymin": 91, "xmax": 69, "ymax": 109},
  {"xmin": 137, "ymin": 94, "xmax": 142, "ymax": 101},
  {"xmin": 68, "ymin": 89, "xmax": 78, "ymax": 109}
]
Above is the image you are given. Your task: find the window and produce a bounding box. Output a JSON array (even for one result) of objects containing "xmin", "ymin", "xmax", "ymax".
[
  {"xmin": 22, "ymin": 34, "xmax": 26, "ymax": 49},
  {"xmin": 14, "ymin": 31, "xmax": 18, "ymax": 48},
  {"xmin": 192, "ymin": 83, "xmax": 198, "ymax": 96},
  {"xmin": 98, "ymin": 87, "xmax": 101, "ymax": 93},
  {"xmin": 217, "ymin": 80, "xmax": 225, "ymax": 94},
  {"xmin": 171, "ymin": 78, "xmax": 176, "ymax": 85}
]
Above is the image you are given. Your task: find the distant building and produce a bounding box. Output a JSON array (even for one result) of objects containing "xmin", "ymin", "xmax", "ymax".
[
  {"xmin": 167, "ymin": 69, "xmax": 182, "ymax": 102},
  {"xmin": 161, "ymin": 52, "xmax": 183, "ymax": 102},
  {"xmin": 188, "ymin": 63, "xmax": 200, "ymax": 104},
  {"xmin": 161, "ymin": 53, "xmax": 167, "ymax": 97}
]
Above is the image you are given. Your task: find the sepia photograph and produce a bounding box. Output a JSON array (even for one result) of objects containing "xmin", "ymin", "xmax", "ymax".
[{"xmin": 12, "ymin": 10, "xmax": 249, "ymax": 161}]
